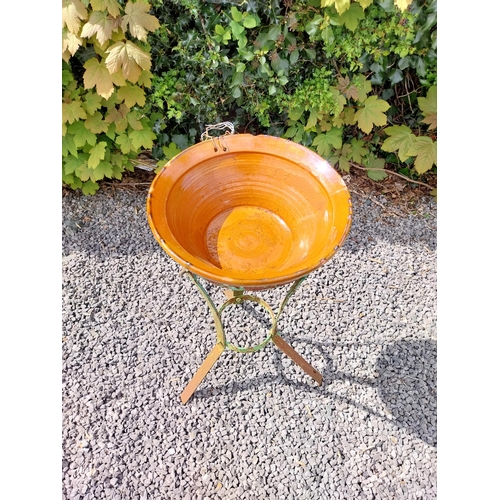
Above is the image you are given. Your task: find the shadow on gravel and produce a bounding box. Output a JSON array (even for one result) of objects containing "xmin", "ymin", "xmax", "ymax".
[{"xmin": 192, "ymin": 333, "xmax": 437, "ymax": 447}]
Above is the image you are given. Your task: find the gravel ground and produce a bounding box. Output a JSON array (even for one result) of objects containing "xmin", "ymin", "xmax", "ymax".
[{"xmin": 62, "ymin": 186, "xmax": 437, "ymax": 500}]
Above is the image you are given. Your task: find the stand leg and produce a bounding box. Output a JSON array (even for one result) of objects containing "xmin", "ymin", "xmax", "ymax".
[
  {"xmin": 272, "ymin": 335, "xmax": 323, "ymax": 386},
  {"xmin": 180, "ymin": 343, "xmax": 225, "ymax": 404}
]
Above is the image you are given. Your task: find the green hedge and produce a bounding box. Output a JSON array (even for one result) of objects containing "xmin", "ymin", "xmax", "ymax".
[{"xmin": 62, "ymin": 0, "xmax": 437, "ymax": 194}]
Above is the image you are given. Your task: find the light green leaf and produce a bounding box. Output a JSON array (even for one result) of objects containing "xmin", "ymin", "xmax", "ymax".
[
  {"xmin": 418, "ymin": 85, "xmax": 437, "ymax": 130},
  {"xmin": 354, "ymin": 96, "xmax": 389, "ymax": 134},
  {"xmin": 231, "ymin": 6, "xmax": 243, "ymax": 22},
  {"xmin": 350, "ymin": 138, "xmax": 368, "ymax": 164},
  {"xmin": 117, "ymin": 84, "xmax": 146, "ymax": 107},
  {"xmin": 68, "ymin": 121, "xmax": 97, "ymax": 148},
  {"xmin": 365, "ymin": 156, "xmax": 387, "ymax": 180},
  {"xmin": 84, "ymin": 112, "xmax": 109, "ymax": 134},
  {"xmin": 406, "ymin": 137, "xmax": 437, "ymax": 174},
  {"xmin": 129, "ymin": 128, "xmax": 156, "ymax": 149},
  {"xmin": 88, "ymin": 141, "xmax": 107, "ymax": 169},
  {"xmin": 81, "ymin": 180, "xmax": 100, "ymax": 195},
  {"xmin": 162, "ymin": 142, "xmax": 182, "ymax": 160},
  {"xmin": 288, "ymin": 106, "xmax": 305, "ymax": 121},
  {"xmin": 338, "ymin": 3, "xmax": 365, "ymax": 31},
  {"xmin": 243, "ymin": 15, "xmax": 259, "ymax": 28},
  {"xmin": 92, "ymin": 160, "xmax": 114, "ymax": 181},
  {"xmin": 313, "ymin": 128, "xmax": 343, "ymax": 157},
  {"xmin": 83, "ymin": 91, "xmax": 102, "ymax": 115},
  {"xmin": 115, "ymin": 133, "xmax": 135, "ymax": 154},
  {"xmin": 381, "ymin": 125, "xmax": 417, "ymax": 161},
  {"xmin": 62, "ymin": 101, "xmax": 87, "ymax": 124},
  {"xmin": 62, "ymin": 135, "xmax": 79, "ymax": 157}
]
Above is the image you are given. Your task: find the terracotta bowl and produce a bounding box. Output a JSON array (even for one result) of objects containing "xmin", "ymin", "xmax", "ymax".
[{"xmin": 147, "ymin": 134, "xmax": 352, "ymax": 290}]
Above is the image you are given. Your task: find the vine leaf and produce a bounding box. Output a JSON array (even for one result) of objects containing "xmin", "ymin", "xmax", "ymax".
[
  {"xmin": 350, "ymin": 138, "xmax": 369, "ymax": 164},
  {"xmin": 88, "ymin": 141, "xmax": 107, "ymax": 169},
  {"xmin": 354, "ymin": 96, "xmax": 389, "ymax": 133},
  {"xmin": 116, "ymin": 133, "xmax": 135, "ymax": 154},
  {"xmin": 418, "ymin": 85, "xmax": 437, "ymax": 130},
  {"xmin": 81, "ymin": 11, "xmax": 119, "ymax": 45},
  {"xmin": 336, "ymin": 75, "xmax": 358, "ymax": 100},
  {"xmin": 381, "ymin": 125, "xmax": 417, "ymax": 161},
  {"xmin": 321, "ymin": 0, "xmax": 351, "ymax": 16},
  {"xmin": 62, "ymin": 101, "xmax": 87, "ymax": 124},
  {"xmin": 130, "ymin": 128, "xmax": 156, "ymax": 149},
  {"xmin": 338, "ymin": 3, "xmax": 365, "ymax": 31},
  {"xmin": 68, "ymin": 121, "xmax": 97, "ymax": 148},
  {"xmin": 90, "ymin": 0, "xmax": 122, "ymax": 18},
  {"xmin": 357, "ymin": 0, "xmax": 374, "ymax": 8},
  {"xmin": 394, "ymin": 0, "xmax": 413, "ymax": 12},
  {"xmin": 83, "ymin": 58, "xmax": 115, "ymax": 98},
  {"xmin": 121, "ymin": 1, "xmax": 160, "ymax": 41},
  {"xmin": 62, "ymin": 0, "xmax": 88, "ymax": 35},
  {"xmin": 93, "ymin": 161, "xmax": 114, "ymax": 180},
  {"xmin": 105, "ymin": 41, "xmax": 152, "ymax": 83},
  {"xmin": 117, "ymin": 84, "xmax": 146, "ymax": 107},
  {"xmin": 312, "ymin": 128, "xmax": 343, "ymax": 157},
  {"xmin": 105, "ymin": 104, "xmax": 129, "ymax": 133},
  {"xmin": 62, "ymin": 29, "xmax": 82, "ymax": 59},
  {"xmin": 85, "ymin": 112, "xmax": 109, "ymax": 134},
  {"xmin": 365, "ymin": 156, "xmax": 387, "ymax": 180},
  {"xmin": 83, "ymin": 91, "xmax": 103, "ymax": 115},
  {"xmin": 406, "ymin": 137, "xmax": 437, "ymax": 174}
]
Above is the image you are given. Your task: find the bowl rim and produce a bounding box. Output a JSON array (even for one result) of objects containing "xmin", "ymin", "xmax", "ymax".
[{"xmin": 146, "ymin": 133, "xmax": 352, "ymax": 289}]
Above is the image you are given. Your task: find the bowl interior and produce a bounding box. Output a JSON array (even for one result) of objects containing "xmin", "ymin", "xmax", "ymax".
[{"xmin": 147, "ymin": 135, "xmax": 351, "ymax": 289}]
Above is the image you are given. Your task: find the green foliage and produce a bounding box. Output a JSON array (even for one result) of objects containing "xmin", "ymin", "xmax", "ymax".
[
  {"xmin": 63, "ymin": 0, "xmax": 437, "ymax": 193},
  {"xmin": 62, "ymin": 0, "xmax": 160, "ymax": 194}
]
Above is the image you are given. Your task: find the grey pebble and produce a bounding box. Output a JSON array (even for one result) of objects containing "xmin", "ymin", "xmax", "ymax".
[{"xmin": 63, "ymin": 188, "xmax": 436, "ymax": 499}]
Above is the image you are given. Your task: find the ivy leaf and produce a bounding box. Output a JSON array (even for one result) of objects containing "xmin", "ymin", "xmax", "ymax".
[
  {"xmin": 121, "ymin": 1, "xmax": 160, "ymax": 41},
  {"xmin": 88, "ymin": 141, "xmax": 107, "ymax": 169},
  {"xmin": 338, "ymin": 3, "xmax": 365, "ymax": 31},
  {"xmin": 394, "ymin": 0, "xmax": 412, "ymax": 12},
  {"xmin": 62, "ymin": 101, "xmax": 87, "ymax": 124},
  {"xmin": 85, "ymin": 112, "xmax": 109, "ymax": 134},
  {"xmin": 313, "ymin": 128, "xmax": 343, "ymax": 157},
  {"xmin": 381, "ymin": 125, "xmax": 417, "ymax": 161},
  {"xmin": 418, "ymin": 85, "xmax": 437, "ymax": 130},
  {"xmin": 68, "ymin": 121, "xmax": 97, "ymax": 148},
  {"xmin": 117, "ymin": 84, "xmax": 146, "ymax": 107},
  {"xmin": 81, "ymin": 11, "xmax": 119, "ymax": 46},
  {"xmin": 130, "ymin": 128, "xmax": 156, "ymax": 149},
  {"xmin": 354, "ymin": 96, "xmax": 389, "ymax": 134},
  {"xmin": 288, "ymin": 106, "xmax": 305, "ymax": 122},
  {"xmin": 90, "ymin": 0, "xmax": 121, "ymax": 18},
  {"xmin": 105, "ymin": 41, "xmax": 151, "ymax": 83},
  {"xmin": 365, "ymin": 156, "xmax": 387, "ymax": 180},
  {"xmin": 406, "ymin": 137, "xmax": 437, "ymax": 174},
  {"xmin": 82, "ymin": 91, "xmax": 102, "ymax": 115},
  {"xmin": 83, "ymin": 58, "xmax": 115, "ymax": 99},
  {"xmin": 62, "ymin": 0, "xmax": 88, "ymax": 35}
]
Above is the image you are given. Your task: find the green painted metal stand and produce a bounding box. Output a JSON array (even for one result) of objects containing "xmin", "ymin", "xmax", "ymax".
[{"xmin": 180, "ymin": 271, "xmax": 322, "ymax": 403}]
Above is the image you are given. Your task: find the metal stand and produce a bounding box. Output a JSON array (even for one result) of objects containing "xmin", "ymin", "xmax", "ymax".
[{"xmin": 179, "ymin": 271, "xmax": 322, "ymax": 404}]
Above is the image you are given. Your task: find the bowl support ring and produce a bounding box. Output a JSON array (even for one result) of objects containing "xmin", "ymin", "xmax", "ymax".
[{"xmin": 179, "ymin": 271, "xmax": 322, "ymax": 404}]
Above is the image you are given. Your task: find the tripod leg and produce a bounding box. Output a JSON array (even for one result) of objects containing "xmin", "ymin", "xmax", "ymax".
[
  {"xmin": 180, "ymin": 343, "xmax": 225, "ymax": 404},
  {"xmin": 272, "ymin": 335, "xmax": 322, "ymax": 386}
]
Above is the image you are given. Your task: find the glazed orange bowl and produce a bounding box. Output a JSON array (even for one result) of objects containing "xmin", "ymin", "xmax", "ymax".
[{"xmin": 147, "ymin": 134, "xmax": 352, "ymax": 290}]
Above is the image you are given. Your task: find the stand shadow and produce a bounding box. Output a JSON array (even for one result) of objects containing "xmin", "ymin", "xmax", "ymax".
[{"xmin": 190, "ymin": 305, "xmax": 436, "ymax": 446}]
